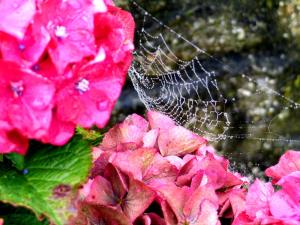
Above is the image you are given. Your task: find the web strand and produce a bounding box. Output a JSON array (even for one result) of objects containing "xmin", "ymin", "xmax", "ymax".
[{"xmin": 128, "ymin": 1, "xmax": 300, "ymax": 146}]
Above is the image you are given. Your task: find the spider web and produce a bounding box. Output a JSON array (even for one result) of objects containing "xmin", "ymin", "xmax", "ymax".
[{"xmin": 128, "ymin": 1, "xmax": 300, "ymax": 148}]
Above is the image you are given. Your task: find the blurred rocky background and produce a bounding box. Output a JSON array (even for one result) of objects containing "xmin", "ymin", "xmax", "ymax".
[{"xmin": 112, "ymin": 0, "xmax": 300, "ymax": 178}]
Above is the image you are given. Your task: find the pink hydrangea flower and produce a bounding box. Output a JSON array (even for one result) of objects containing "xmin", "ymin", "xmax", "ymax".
[
  {"xmin": 74, "ymin": 111, "xmax": 249, "ymax": 224},
  {"xmin": 234, "ymin": 150, "xmax": 300, "ymax": 225},
  {"xmin": 76, "ymin": 112, "xmax": 300, "ymax": 225}
]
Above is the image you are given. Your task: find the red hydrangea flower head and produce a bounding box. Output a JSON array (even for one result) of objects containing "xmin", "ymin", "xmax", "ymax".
[{"xmin": 0, "ymin": 0, "xmax": 135, "ymax": 154}]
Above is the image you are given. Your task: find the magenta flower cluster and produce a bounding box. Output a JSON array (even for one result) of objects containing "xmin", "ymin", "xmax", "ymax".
[
  {"xmin": 0, "ymin": 0, "xmax": 134, "ymax": 155},
  {"xmin": 73, "ymin": 111, "xmax": 300, "ymax": 225}
]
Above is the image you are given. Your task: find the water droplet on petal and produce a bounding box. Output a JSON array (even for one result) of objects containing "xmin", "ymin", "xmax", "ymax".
[
  {"xmin": 31, "ymin": 64, "xmax": 40, "ymax": 72},
  {"xmin": 98, "ymin": 100, "xmax": 109, "ymax": 111},
  {"xmin": 18, "ymin": 44, "xmax": 25, "ymax": 51},
  {"xmin": 31, "ymin": 98, "xmax": 46, "ymax": 109}
]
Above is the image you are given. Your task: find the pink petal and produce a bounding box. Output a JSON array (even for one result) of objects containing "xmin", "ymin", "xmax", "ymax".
[
  {"xmin": 219, "ymin": 189, "xmax": 247, "ymax": 219},
  {"xmin": 0, "ymin": 0, "xmax": 35, "ymax": 39},
  {"xmin": 265, "ymin": 150, "xmax": 300, "ymax": 183},
  {"xmin": 40, "ymin": 111, "xmax": 75, "ymax": 146},
  {"xmin": 269, "ymin": 190, "xmax": 300, "ymax": 221},
  {"xmin": 177, "ymin": 154, "xmax": 243, "ymax": 189},
  {"xmin": 245, "ymin": 179, "xmax": 274, "ymax": 220},
  {"xmin": 0, "ymin": 61, "xmax": 55, "ymax": 139},
  {"xmin": 176, "ymin": 158, "xmax": 202, "ymax": 186},
  {"xmin": 35, "ymin": 55, "xmax": 72, "ymax": 85},
  {"xmin": 56, "ymin": 60, "xmax": 127, "ymax": 128},
  {"xmin": 0, "ymin": 16, "xmax": 50, "ymax": 66},
  {"xmin": 183, "ymin": 186, "xmax": 219, "ymax": 223},
  {"xmin": 110, "ymin": 148, "xmax": 157, "ymax": 180},
  {"xmin": 160, "ymin": 201, "xmax": 178, "ymax": 225},
  {"xmin": 147, "ymin": 111, "xmax": 175, "ymax": 130},
  {"xmin": 143, "ymin": 129, "xmax": 159, "ymax": 148},
  {"xmin": 193, "ymin": 199, "xmax": 220, "ymax": 225},
  {"xmin": 90, "ymin": 150, "xmax": 111, "ymax": 178},
  {"xmin": 232, "ymin": 212, "xmax": 254, "ymax": 225},
  {"xmin": 158, "ymin": 126, "xmax": 207, "ymax": 156},
  {"xmin": 143, "ymin": 153, "xmax": 178, "ymax": 186},
  {"xmin": 135, "ymin": 213, "xmax": 166, "ymax": 225},
  {"xmin": 229, "ymin": 189, "xmax": 247, "ymax": 218},
  {"xmin": 85, "ymin": 175, "xmax": 116, "ymax": 206},
  {"xmin": 156, "ymin": 184, "xmax": 189, "ymax": 220},
  {"xmin": 94, "ymin": 5, "xmax": 135, "ymax": 63},
  {"xmin": 159, "ymin": 184, "xmax": 219, "ymax": 224},
  {"xmin": 165, "ymin": 156, "xmax": 185, "ymax": 170},
  {"xmin": 104, "ymin": 164, "xmax": 128, "ymax": 200},
  {"xmin": 0, "ymin": 129, "xmax": 29, "ymax": 155},
  {"xmin": 101, "ymin": 114, "xmax": 149, "ymax": 150},
  {"xmin": 78, "ymin": 204, "xmax": 132, "ymax": 225},
  {"xmin": 40, "ymin": 0, "xmax": 96, "ymax": 73},
  {"xmin": 277, "ymin": 171, "xmax": 300, "ymax": 202},
  {"xmin": 123, "ymin": 177, "xmax": 156, "ymax": 222}
]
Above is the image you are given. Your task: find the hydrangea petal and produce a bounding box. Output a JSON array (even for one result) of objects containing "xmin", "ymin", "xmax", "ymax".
[
  {"xmin": 56, "ymin": 60, "xmax": 127, "ymax": 128},
  {"xmin": 85, "ymin": 175, "xmax": 116, "ymax": 205},
  {"xmin": 110, "ymin": 148, "xmax": 157, "ymax": 180},
  {"xmin": 123, "ymin": 177, "xmax": 156, "ymax": 222},
  {"xmin": 101, "ymin": 113, "xmax": 149, "ymax": 150},
  {"xmin": 147, "ymin": 111, "xmax": 176, "ymax": 130},
  {"xmin": 0, "ymin": 17, "xmax": 50, "ymax": 66},
  {"xmin": 40, "ymin": 111, "xmax": 75, "ymax": 146},
  {"xmin": 158, "ymin": 126, "xmax": 207, "ymax": 156},
  {"xmin": 0, "ymin": 61, "xmax": 55, "ymax": 139},
  {"xmin": 265, "ymin": 150, "xmax": 300, "ymax": 183},
  {"xmin": 40, "ymin": 0, "xmax": 96, "ymax": 73},
  {"xmin": 0, "ymin": 129, "xmax": 29, "ymax": 155},
  {"xmin": 0, "ymin": 0, "xmax": 35, "ymax": 39},
  {"xmin": 245, "ymin": 179, "xmax": 274, "ymax": 220},
  {"xmin": 135, "ymin": 213, "xmax": 166, "ymax": 225}
]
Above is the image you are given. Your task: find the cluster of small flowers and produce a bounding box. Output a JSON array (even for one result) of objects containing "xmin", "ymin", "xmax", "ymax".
[
  {"xmin": 74, "ymin": 111, "xmax": 300, "ymax": 225},
  {"xmin": 0, "ymin": 0, "xmax": 134, "ymax": 155},
  {"xmin": 234, "ymin": 151, "xmax": 300, "ymax": 225}
]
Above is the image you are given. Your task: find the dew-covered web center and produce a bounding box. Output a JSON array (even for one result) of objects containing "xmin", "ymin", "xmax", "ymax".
[{"xmin": 127, "ymin": 1, "xmax": 300, "ymax": 175}]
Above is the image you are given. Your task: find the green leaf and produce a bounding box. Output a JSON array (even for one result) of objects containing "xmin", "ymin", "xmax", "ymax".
[
  {"xmin": 0, "ymin": 138, "xmax": 92, "ymax": 225},
  {"xmin": 5, "ymin": 153, "xmax": 25, "ymax": 170}
]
